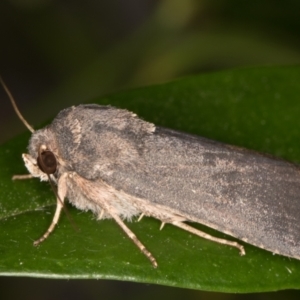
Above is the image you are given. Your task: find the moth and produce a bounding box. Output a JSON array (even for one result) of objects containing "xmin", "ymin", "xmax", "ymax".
[{"xmin": 2, "ymin": 78, "xmax": 300, "ymax": 268}]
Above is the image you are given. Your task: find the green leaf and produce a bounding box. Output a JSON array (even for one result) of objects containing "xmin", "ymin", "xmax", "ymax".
[{"xmin": 1, "ymin": 66, "xmax": 300, "ymax": 292}]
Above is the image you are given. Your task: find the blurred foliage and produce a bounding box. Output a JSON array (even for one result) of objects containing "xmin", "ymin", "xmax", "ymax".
[{"xmin": 1, "ymin": 0, "xmax": 300, "ymax": 142}]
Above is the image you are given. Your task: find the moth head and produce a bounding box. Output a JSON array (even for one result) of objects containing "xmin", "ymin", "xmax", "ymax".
[
  {"xmin": 22, "ymin": 144, "xmax": 58, "ymax": 182},
  {"xmin": 23, "ymin": 128, "xmax": 61, "ymax": 181}
]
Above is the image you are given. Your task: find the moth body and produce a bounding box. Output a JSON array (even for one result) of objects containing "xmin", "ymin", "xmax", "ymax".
[{"xmin": 20, "ymin": 104, "xmax": 300, "ymax": 266}]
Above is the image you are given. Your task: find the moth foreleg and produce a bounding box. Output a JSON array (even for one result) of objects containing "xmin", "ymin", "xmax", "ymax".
[
  {"xmin": 33, "ymin": 173, "xmax": 68, "ymax": 246},
  {"xmin": 108, "ymin": 209, "xmax": 158, "ymax": 268},
  {"xmin": 172, "ymin": 221, "xmax": 245, "ymax": 256},
  {"xmin": 33, "ymin": 197, "xmax": 63, "ymax": 245},
  {"xmin": 12, "ymin": 174, "xmax": 34, "ymax": 180}
]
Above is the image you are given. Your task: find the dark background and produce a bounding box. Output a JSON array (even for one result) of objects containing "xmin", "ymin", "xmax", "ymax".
[{"xmin": 1, "ymin": 0, "xmax": 300, "ymax": 299}]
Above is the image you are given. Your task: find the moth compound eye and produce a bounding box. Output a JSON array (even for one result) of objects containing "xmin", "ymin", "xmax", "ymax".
[{"xmin": 37, "ymin": 150, "xmax": 57, "ymax": 174}]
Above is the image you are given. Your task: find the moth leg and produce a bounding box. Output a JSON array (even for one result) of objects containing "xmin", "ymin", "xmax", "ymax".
[
  {"xmin": 160, "ymin": 222, "xmax": 165, "ymax": 230},
  {"xmin": 33, "ymin": 197, "xmax": 63, "ymax": 246},
  {"xmin": 172, "ymin": 221, "xmax": 245, "ymax": 256},
  {"xmin": 137, "ymin": 213, "xmax": 145, "ymax": 222},
  {"xmin": 97, "ymin": 209, "xmax": 105, "ymax": 220},
  {"xmin": 69, "ymin": 172, "xmax": 157, "ymax": 267},
  {"xmin": 12, "ymin": 174, "xmax": 34, "ymax": 180},
  {"xmin": 33, "ymin": 173, "xmax": 68, "ymax": 246},
  {"xmin": 107, "ymin": 209, "xmax": 157, "ymax": 267}
]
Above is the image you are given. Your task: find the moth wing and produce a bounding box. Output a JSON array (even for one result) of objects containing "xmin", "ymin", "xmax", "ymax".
[
  {"xmin": 103, "ymin": 127, "xmax": 300, "ymax": 259},
  {"xmin": 48, "ymin": 106, "xmax": 300, "ymax": 259}
]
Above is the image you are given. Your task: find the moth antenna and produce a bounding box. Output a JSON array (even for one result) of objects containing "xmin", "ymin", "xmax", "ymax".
[{"xmin": 0, "ymin": 76, "xmax": 35, "ymax": 133}]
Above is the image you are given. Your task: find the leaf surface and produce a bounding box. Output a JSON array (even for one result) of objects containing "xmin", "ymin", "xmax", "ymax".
[{"xmin": 1, "ymin": 66, "xmax": 300, "ymax": 292}]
